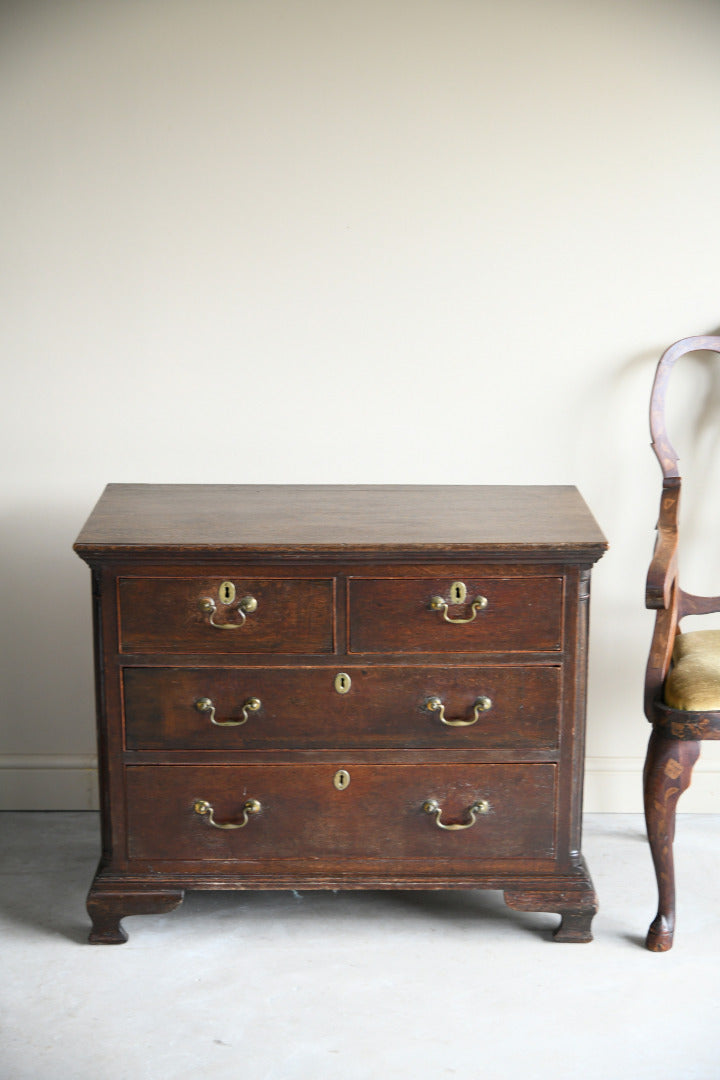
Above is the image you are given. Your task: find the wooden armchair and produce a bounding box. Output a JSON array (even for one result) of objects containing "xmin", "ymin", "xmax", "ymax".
[{"xmin": 644, "ymin": 334, "xmax": 720, "ymax": 951}]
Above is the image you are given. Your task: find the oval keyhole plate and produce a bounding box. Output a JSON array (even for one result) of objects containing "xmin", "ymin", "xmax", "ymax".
[
  {"xmin": 219, "ymin": 581, "xmax": 236, "ymax": 606},
  {"xmin": 333, "ymin": 769, "xmax": 351, "ymax": 791},
  {"xmin": 334, "ymin": 672, "xmax": 352, "ymax": 695},
  {"xmin": 450, "ymin": 581, "xmax": 467, "ymax": 605}
]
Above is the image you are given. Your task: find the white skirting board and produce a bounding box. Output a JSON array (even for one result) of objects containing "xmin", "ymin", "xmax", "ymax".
[
  {"xmin": 584, "ymin": 755, "xmax": 720, "ymax": 813},
  {"xmin": 0, "ymin": 756, "xmax": 100, "ymax": 811},
  {"xmin": 1, "ymin": 755, "xmax": 719, "ymax": 812}
]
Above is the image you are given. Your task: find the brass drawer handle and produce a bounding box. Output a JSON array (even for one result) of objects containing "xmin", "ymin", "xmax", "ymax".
[
  {"xmin": 422, "ymin": 798, "xmax": 491, "ymax": 830},
  {"xmin": 193, "ymin": 798, "xmax": 261, "ymax": 830},
  {"xmin": 426, "ymin": 695, "xmax": 492, "ymax": 726},
  {"xmin": 429, "ymin": 594, "xmax": 488, "ymax": 624},
  {"xmin": 198, "ymin": 594, "xmax": 258, "ymax": 629},
  {"xmin": 195, "ymin": 696, "xmax": 261, "ymax": 727}
]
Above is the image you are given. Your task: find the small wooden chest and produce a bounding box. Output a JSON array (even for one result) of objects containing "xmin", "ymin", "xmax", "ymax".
[{"xmin": 74, "ymin": 484, "xmax": 606, "ymax": 943}]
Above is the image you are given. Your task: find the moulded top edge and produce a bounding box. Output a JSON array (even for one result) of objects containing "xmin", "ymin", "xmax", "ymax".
[{"xmin": 73, "ymin": 483, "xmax": 608, "ymax": 557}]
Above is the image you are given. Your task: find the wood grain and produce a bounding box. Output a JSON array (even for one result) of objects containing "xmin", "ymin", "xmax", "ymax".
[
  {"xmin": 75, "ymin": 484, "xmax": 606, "ymax": 558},
  {"xmin": 123, "ymin": 664, "xmax": 562, "ymax": 751}
]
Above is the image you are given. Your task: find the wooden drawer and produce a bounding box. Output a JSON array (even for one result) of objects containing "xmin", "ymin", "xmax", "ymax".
[
  {"xmin": 125, "ymin": 763, "xmax": 557, "ymax": 862},
  {"xmin": 118, "ymin": 576, "xmax": 335, "ymax": 654},
  {"xmin": 123, "ymin": 664, "xmax": 561, "ymax": 750},
  {"xmin": 348, "ymin": 575, "xmax": 564, "ymax": 653}
]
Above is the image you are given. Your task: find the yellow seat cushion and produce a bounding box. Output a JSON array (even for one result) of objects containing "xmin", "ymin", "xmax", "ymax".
[{"xmin": 664, "ymin": 629, "xmax": 720, "ymax": 711}]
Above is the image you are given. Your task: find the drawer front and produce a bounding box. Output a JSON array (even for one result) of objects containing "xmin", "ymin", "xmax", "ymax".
[
  {"xmin": 348, "ymin": 576, "xmax": 564, "ymax": 654},
  {"xmin": 124, "ymin": 665, "xmax": 561, "ymax": 750},
  {"xmin": 126, "ymin": 763, "xmax": 557, "ymax": 862},
  {"xmin": 118, "ymin": 576, "xmax": 335, "ymax": 654}
]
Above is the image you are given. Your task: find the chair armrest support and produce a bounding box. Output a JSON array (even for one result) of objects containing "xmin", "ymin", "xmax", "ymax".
[
  {"xmin": 644, "ymin": 594, "xmax": 679, "ymax": 720},
  {"xmin": 679, "ymin": 591, "xmax": 720, "ymax": 618}
]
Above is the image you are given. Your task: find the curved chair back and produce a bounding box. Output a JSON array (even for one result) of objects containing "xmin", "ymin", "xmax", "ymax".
[{"xmin": 645, "ymin": 335, "xmax": 720, "ymax": 718}]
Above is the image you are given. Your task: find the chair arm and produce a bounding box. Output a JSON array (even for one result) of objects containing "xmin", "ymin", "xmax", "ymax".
[
  {"xmin": 646, "ymin": 536, "xmax": 678, "ymax": 609},
  {"xmin": 646, "ymin": 486, "xmax": 679, "ymax": 610}
]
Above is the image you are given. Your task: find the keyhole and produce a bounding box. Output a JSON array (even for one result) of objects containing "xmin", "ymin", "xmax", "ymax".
[
  {"xmin": 451, "ymin": 581, "xmax": 467, "ymax": 605},
  {"xmin": 333, "ymin": 769, "xmax": 351, "ymax": 790},
  {"xmin": 334, "ymin": 672, "xmax": 352, "ymax": 695},
  {"xmin": 219, "ymin": 581, "xmax": 236, "ymax": 606}
]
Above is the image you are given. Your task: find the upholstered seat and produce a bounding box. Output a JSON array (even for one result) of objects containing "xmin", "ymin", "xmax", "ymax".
[{"xmin": 664, "ymin": 629, "xmax": 720, "ymax": 711}]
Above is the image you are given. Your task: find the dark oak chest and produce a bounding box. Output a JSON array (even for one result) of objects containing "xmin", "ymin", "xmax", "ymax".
[{"xmin": 74, "ymin": 484, "xmax": 606, "ymax": 943}]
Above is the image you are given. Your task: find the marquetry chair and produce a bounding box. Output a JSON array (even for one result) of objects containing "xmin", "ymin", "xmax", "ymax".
[{"xmin": 644, "ymin": 334, "xmax": 720, "ymax": 951}]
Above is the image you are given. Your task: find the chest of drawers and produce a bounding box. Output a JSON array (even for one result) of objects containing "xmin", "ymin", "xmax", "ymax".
[{"xmin": 74, "ymin": 484, "xmax": 606, "ymax": 944}]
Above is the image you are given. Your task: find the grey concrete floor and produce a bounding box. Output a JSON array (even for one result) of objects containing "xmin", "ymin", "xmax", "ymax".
[{"xmin": 1, "ymin": 812, "xmax": 718, "ymax": 1080}]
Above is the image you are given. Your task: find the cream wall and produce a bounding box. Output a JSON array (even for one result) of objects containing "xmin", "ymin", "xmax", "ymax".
[{"xmin": 3, "ymin": 0, "xmax": 720, "ymax": 810}]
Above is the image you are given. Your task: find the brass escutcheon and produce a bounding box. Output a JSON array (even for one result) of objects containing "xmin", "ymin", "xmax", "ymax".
[
  {"xmin": 219, "ymin": 581, "xmax": 236, "ymax": 606},
  {"xmin": 333, "ymin": 769, "xmax": 351, "ymax": 791},
  {"xmin": 450, "ymin": 581, "xmax": 467, "ymax": 605},
  {"xmin": 334, "ymin": 672, "xmax": 352, "ymax": 695}
]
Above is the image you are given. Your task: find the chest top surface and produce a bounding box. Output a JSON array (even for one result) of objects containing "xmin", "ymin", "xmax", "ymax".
[{"xmin": 73, "ymin": 483, "xmax": 607, "ymax": 562}]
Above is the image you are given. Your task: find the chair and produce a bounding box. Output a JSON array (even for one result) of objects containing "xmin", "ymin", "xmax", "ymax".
[{"xmin": 644, "ymin": 334, "xmax": 720, "ymax": 951}]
